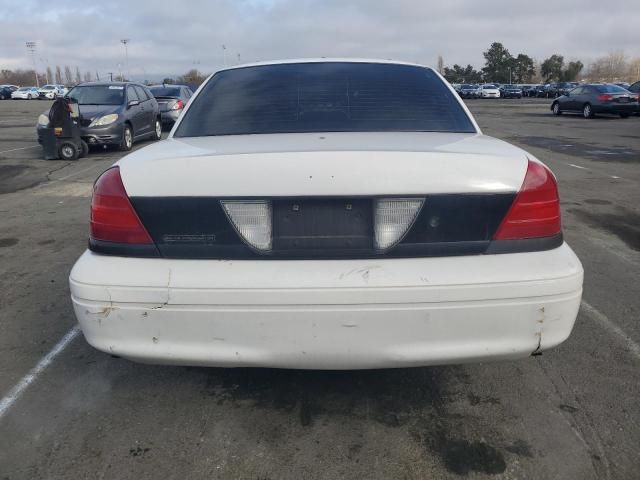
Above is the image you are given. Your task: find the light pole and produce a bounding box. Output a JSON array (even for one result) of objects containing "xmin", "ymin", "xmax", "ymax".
[
  {"xmin": 40, "ymin": 58, "xmax": 49, "ymax": 83},
  {"xmin": 26, "ymin": 41, "xmax": 39, "ymax": 87},
  {"xmin": 509, "ymin": 67, "xmax": 512, "ymax": 84},
  {"xmin": 120, "ymin": 39, "xmax": 130, "ymax": 80}
]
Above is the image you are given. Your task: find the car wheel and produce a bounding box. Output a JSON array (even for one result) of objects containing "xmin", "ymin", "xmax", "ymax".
[
  {"xmin": 153, "ymin": 118, "xmax": 162, "ymax": 141},
  {"xmin": 120, "ymin": 125, "xmax": 133, "ymax": 151},
  {"xmin": 79, "ymin": 140, "xmax": 89, "ymax": 158},
  {"xmin": 583, "ymin": 103, "xmax": 594, "ymax": 119},
  {"xmin": 58, "ymin": 141, "xmax": 79, "ymax": 161},
  {"xmin": 552, "ymin": 102, "xmax": 562, "ymax": 116},
  {"xmin": 620, "ymin": 113, "xmax": 630, "ymax": 119},
  {"xmin": 27, "ymin": 94, "xmax": 32, "ymax": 100}
]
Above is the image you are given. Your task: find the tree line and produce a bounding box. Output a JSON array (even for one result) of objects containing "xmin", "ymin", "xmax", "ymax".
[
  {"xmin": 0, "ymin": 65, "xmax": 101, "ymax": 86},
  {"xmin": 440, "ymin": 42, "xmax": 640, "ymax": 85}
]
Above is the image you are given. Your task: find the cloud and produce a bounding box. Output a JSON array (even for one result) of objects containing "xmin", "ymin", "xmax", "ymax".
[{"xmin": 1, "ymin": 0, "xmax": 638, "ymax": 80}]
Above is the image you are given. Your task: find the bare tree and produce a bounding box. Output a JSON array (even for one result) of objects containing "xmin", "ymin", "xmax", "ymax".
[
  {"xmin": 588, "ymin": 51, "xmax": 628, "ymax": 82},
  {"xmin": 46, "ymin": 66, "xmax": 53, "ymax": 85},
  {"xmin": 437, "ymin": 55, "xmax": 444, "ymax": 75},
  {"xmin": 84, "ymin": 71, "xmax": 92, "ymax": 82},
  {"xmin": 75, "ymin": 66, "xmax": 82, "ymax": 84},
  {"xmin": 628, "ymin": 58, "xmax": 640, "ymax": 81},
  {"xmin": 64, "ymin": 65, "xmax": 73, "ymax": 85},
  {"xmin": 55, "ymin": 65, "xmax": 63, "ymax": 84}
]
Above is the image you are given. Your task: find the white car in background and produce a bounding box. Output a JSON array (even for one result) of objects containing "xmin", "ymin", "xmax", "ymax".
[
  {"xmin": 11, "ymin": 86, "xmax": 40, "ymax": 99},
  {"xmin": 477, "ymin": 84, "xmax": 501, "ymax": 98},
  {"xmin": 70, "ymin": 59, "xmax": 583, "ymax": 369},
  {"xmin": 38, "ymin": 84, "xmax": 66, "ymax": 99}
]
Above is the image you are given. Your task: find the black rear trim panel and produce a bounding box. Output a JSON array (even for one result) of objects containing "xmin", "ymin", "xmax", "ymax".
[{"xmin": 86, "ymin": 194, "xmax": 563, "ymax": 259}]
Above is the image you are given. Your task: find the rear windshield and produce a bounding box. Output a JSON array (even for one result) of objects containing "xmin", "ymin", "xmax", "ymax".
[
  {"xmin": 175, "ymin": 63, "xmax": 476, "ymax": 137},
  {"xmin": 594, "ymin": 84, "xmax": 628, "ymax": 93},
  {"xmin": 67, "ymin": 85, "xmax": 125, "ymax": 105},
  {"xmin": 149, "ymin": 86, "xmax": 182, "ymax": 97}
]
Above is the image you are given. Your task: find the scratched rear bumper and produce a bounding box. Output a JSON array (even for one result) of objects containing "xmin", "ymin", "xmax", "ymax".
[{"xmin": 69, "ymin": 246, "xmax": 583, "ymax": 369}]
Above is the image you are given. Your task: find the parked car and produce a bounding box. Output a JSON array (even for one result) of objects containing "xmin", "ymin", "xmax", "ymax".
[
  {"xmin": 521, "ymin": 86, "xmax": 536, "ymax": 97},
  {"xmin": 628, "ymin": 81, "xmax": 640, "ymax": 114},
  {"xmin": 534, "ymin": 85, "xmax": 549, "ymax": 98},
  {"xmin": 551, "ymin": 83, "xmax": 638, "ymax": 118},
  {"xmin": 69, "ymin": 59, "xmax": 583, "ymax": 369},
  {"xmin": 477, "ymin": 84, "xmax": 501, "ymax": 98},
  {"xmin": 500, "ymin": 84, "xmax": 522, "ymax": 98},
  {"xmin": 549, "ymin": 82, "xmax": 578, "ymax": 98},
  {"xmin": 148, "ymin": 84, "xmax": 193, "ymax": 127},
  {"xmin": 38, "ymin": 84, "xmax": 66, "ymax": 99},
  {"xmin": 12, "ymin": 86, "xmax": 40, "ymax": 99},
  {"xmin": 37, "ymin": 81, "xmax": 162, "ymax": 150},
  {"xmin": 459, "ymin": 84, "xmax": 479, "ymax": 99},
  {"xmin": 0, "ymin": 86, "xmax": 15, "ymax": 100}
]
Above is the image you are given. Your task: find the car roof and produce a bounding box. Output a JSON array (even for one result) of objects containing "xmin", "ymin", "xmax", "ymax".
[
  {"xmin": 74, "ymin": 81, "xmax": 145, "ymax": 87},
  {"xmin": 215, "ymin": 58, "xmax": 431, "ymax": 73},
  {"xmin": 148, "ymin": 84, "xmax": 190, "ymax": 88}
]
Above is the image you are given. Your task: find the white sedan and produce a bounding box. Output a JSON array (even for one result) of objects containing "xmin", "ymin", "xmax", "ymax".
[
  {"xmin": 477, "ymin": 84, "xmax": 501, "ymax": 98},
  {"xmin": 11, "ymin": 86, "xmax": 40, "ymax": 99},
  {"xmin": 70, "ymin": 59, "xmax": 583, "ymax": 369}
]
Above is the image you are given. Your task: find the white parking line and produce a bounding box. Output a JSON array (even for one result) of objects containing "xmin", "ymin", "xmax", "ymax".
[
  {"xmin": 568, "ymin": 163, "xmax": 587, "ymax": 170},
  {"xmin": 0, "ymin": 145, "xmax": 39, "ymax": 155},
  {"xmin": 0, "ymin": 326, "xmax": 80, "ymax": 420},
  {"xmin": 581, "ymin": 301, "xmax": 640, "ymax": 360}
]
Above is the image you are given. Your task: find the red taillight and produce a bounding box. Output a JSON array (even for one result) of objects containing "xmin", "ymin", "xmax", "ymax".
[
  {"xmin": 493, "ymin": 159, "xmax": 561, "ymax": 240},
  {"xmin": 171, "ymin": 100, "xmax": 184, "ymax": 110},
  {"xmin": 597, "ymin": 93, "xmax": 613, "ymax": 101},
  {"xmin": 90, "ymin": 167, "xmax": 153, "ymax": 244}
]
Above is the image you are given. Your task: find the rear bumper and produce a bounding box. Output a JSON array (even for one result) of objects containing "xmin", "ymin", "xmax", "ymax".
[
  {"xmin": 593, "ymin": 103, "xmax": 637, "ymax": 114},
  {"xmin": 70, "ymin": 244, "xmax": 583, "ymax": 369},
  {"xmin": 160, "ymin": 110, "xmax": 181, "ymax": 124}
]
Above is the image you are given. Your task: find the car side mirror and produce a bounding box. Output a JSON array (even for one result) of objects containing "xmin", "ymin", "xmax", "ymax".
[{"xmin": 128, "ymin": 100, "xmax": 140, "ymax": 108}]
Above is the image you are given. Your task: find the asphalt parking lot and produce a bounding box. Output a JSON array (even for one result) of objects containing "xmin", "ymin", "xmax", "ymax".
[{"xmin": 0, "ymin": 98, "xmax": 638, "ymax": 479}]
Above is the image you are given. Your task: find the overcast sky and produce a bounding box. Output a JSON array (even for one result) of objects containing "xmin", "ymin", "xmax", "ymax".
[{"xmin": 1, "ymin": 0, "xmax": 638, "ymax": 80}]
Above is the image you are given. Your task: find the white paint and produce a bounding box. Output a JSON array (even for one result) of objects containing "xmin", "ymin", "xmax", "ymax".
[
  {"xmin": 568, "ymin": 163, "xmax": 587, "ymax": 170},
  {"xmin": 581, "ymin": 301, "xmax": 640, "ymax": 360},
  {"xmin": 610, "ymin": 176, "xmax": 621, "ymax": 179},
  {"xmin": 70, "ymin": 245, "xmax": 583, "ymax": 368},
  {"xmin": 0, "ymin": 145, "xmax": 39, "ymax": 155},
  {"xmin": 119, "ymin": 132, "xmax": 529, "ymax": 197},
  {"xmin": 0, "ymin": 326, "xmax": 80, "ymax": 420}
]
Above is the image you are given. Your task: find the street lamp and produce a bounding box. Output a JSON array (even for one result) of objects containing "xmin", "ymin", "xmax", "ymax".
[
  {"xmin": 120, "ymin": 39, "xmax": 130, "ymax": 80},
  {"xmin": 40, "ymin": 58, "xmax": 49, "ymax": 84},
  {"xmin": 25, "ymin": 41, "xmax": 39, "ymax": 87}
]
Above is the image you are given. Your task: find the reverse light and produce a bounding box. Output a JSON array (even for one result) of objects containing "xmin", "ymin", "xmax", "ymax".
[
  {"xmin": 493, "ymin": 159, "xmax": 561, "ymax": 240},
  {"xmin": 221, "ymin": 200, "xmax": 272, "ymax": 252},
  {"xmin": 374, "ymin": 198, "xmax": 424, "ymax": 250},
  {"xmin": 90, "ymin": 167, "xmax": 153, "ymax": 244},
  {"xmin": 89, "ymin": 113, "xmax": 119, "ymax": 127}
]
